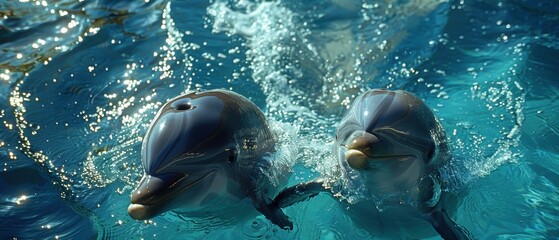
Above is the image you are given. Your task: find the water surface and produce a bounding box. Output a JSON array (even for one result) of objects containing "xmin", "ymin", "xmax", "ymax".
[{"xmin": 1, "ymin": 0, "xmax": 558, "ymax": 239}]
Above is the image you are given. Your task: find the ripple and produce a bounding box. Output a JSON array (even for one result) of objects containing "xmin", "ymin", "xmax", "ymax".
[
  {"xmin": 309, "ymin": 223, "xmax": 346, "ymax": 240},
  {"xmin": 238, "ymin": 218, "xmax": 272, "ymax": 239},
  {"xmin": 0, "ymin": 179, "xmax": 97, "ymax": 239}
]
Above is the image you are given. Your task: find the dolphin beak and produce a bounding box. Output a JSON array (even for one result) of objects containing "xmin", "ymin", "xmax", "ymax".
[
  {"xmin": 344, "ymin": 131, "xmax": 379, "ymax": 169},
  {"xmin": 344, "ymin": 130, "xmax": 419, "ymax": 174},
  {"xmin": 128, "ymin": 173, "xmax": 186, "ymax": 220},
  {"xmin": 345, "ymin": 149, "xmax": 369, "ymax": 169},
  {"xmin": 128, "ymin": 203, "xmax": 151, "ymax": 220}
]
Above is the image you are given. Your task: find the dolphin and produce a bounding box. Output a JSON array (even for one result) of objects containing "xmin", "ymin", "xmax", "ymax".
[
  {"xmin": 128, "ymin": 89, "xmax": 293, "ymax": 229},
  {"xmin": 273, "ymin": 89, "xmax": 474, "ymax": 239}
]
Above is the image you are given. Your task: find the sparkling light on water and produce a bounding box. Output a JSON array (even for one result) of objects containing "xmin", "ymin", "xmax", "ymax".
[{"xmin": 1, "ymin": 0, "xmax": 558, "ymax": 239}]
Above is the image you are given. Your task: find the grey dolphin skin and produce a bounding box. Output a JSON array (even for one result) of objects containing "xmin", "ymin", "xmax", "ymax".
[
  {"xmin": 128, "ymin": 89, "xmax": 293, "ymax": 229},
  {"xmin": 273, "ymin": 89, "xmax": 474, "ymax": 239}
]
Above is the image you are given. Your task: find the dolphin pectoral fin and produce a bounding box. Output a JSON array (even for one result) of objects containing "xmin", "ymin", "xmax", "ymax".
[
  {"xmin": 252, "ymin": 194, "xmax": 293, "ymax": 230},
  {"xmin": 418, "ymin": 174, "xmax": 475, "ymax": 239},
  {"xmin": 426, "ymin": 209, "xmax": 475, "ymax": 240},
  {"xmin": 273, "ymin": 180, "xmax": 330, "ymax": 208},
  {"xmin": 253, "ymin": 180, "xmax": 330, "ymax": 230}
]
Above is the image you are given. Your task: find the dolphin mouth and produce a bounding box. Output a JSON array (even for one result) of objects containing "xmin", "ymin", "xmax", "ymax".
[
  {"xmin": 342, "ymin": 130, "xmax": 421, "ymax": 171},
  {"xmin": 128, "ymin": 171, "xmax": 214, "ymax": 220},
  {"xmin": 344, "ymin": 147, "xmax": 422, "ymax": 191}
]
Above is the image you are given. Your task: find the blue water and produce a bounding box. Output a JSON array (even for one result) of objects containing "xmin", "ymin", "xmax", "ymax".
[{"xmin": 1, "ymin": 0, "xmax": 558, "ymax": 239}]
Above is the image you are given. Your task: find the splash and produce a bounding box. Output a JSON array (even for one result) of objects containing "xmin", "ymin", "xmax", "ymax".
[
  {"xmin": 208, "ymin": 1, "xmax": 322, "ymax": 123},
  {"xmin": 209, "ymin": 0, "xmax": 449, "ymax": 122},
  {"xmin": 262, "ymin": 121, "xmax": 300, "ymax": 187},
  {"xmin": 464, "ymin": 75, "xmax": 526, "ymax": 178}
]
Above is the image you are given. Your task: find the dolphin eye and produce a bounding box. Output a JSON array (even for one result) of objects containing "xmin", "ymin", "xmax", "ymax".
[
  {"xmin": 227, "ymin": 148, "xmax": 237, "ymax": 164},
  {"xmin": 426, "ymin": 145, "xmax": 435, "ymax": 162}
]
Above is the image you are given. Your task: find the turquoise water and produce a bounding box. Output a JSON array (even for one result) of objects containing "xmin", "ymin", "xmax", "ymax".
[{"xmin": 1, "ymin": 0, "xmax": 558, "ymax": 239}]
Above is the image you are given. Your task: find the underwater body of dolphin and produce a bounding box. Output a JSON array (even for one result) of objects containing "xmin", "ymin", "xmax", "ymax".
[
  {"xmin": 273, "ymin": 89, "xmax": 473, "ymax": 239},
  {"xmin": 128, "ymin": 89, "xmax": 293, "ymax": 229}
]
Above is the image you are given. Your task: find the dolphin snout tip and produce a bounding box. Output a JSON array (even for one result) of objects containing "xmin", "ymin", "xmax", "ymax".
[
  {"xmin": 345, "ymin": 149, "xmax": 369, "ymax": 169},
  {"xmin": 128, "ymin": 203, "xmax": 149, "ymax": 220}
]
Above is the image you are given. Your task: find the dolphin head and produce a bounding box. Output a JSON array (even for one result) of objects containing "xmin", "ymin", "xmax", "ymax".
[
  {"xmin": 336, "ymin": 89, "xmax": 442, "ymax": 192},
  {"xmin": 128, "ymin": 91, "xmax": 266, "ymax": 220}
]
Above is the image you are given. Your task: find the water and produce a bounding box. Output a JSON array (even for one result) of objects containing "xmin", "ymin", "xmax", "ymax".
[{"xmin": 0, "ymin": 0, "xmax": 558, "ymax": 239}]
